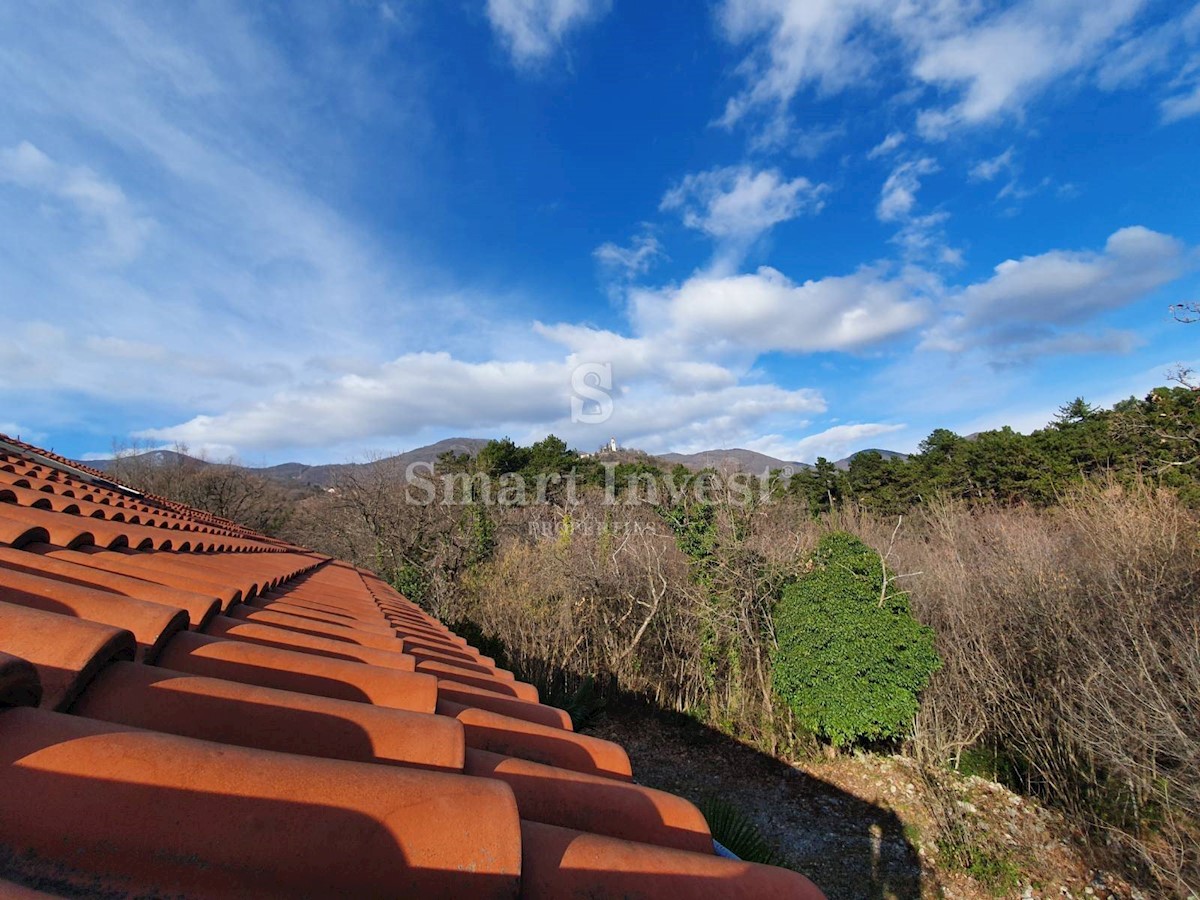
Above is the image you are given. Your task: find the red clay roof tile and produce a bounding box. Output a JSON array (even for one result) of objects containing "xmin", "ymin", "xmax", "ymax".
[
  {"xmin": 0, "ymin": 601, "xmax": 135, "ymax": 711},
  {"xmin": 0, "ymin": 651, "xmax": 41, "ymax": 710},
  {"xmin": 27, "ymin": 543, "xmax": 244, "ymax": 607},
  {"xmin": 520, "ymin": 820, "xmax": 822, "ymax": 899},
  {"xmin": 0, "ymin": 546, "xmax": 221, "ymax": 631},
  {"xmin": 202, "ymin": 615, "xmax": 417, "ymax": 670},
  {"xmin": 467, "ymin": 748, "xmax": 714, "ymax": 854},
  {"xmin": 0, "ymin": 565, "xmax": 188, "ymax": 662},
  {"xmin": 156, "ymin": 630, "xmax": 439, "ymax": 712},
  {"xmin": 0, "ymin": 707, "xmax": 523, "ymax": 898},
  {"xmin": 71, "ymin": 661, "xmax": 465, "ymax": 772}
]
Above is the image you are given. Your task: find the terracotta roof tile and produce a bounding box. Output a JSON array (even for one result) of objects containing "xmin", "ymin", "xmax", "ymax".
[
  {"xmin": 0, "ymin": 545, "xmax": 221, "ymax": 631},
  {"xmin": 156, "ymin": 629, "xmax": 439, "ymax": 711},
  {"xmin": 27, "ymin": 543, "xmax": 244, "ymax": 608},
  {"xmin": 0, "ymin": 651, "xmax": 41, "ymax": 710},
  {"xmin": 71, "ymin": 661, "xmax": 465, "ymax": 772},
  {"xmin": 0, "ymin": 708, "xmax": 523, "ymax": 898},
  {"xmin": 0, "ymin": 601, "xmax": 135, "ymax": 711},
  {"xmin": 519, "ymin": 820, "xmax": 810, "ymax": 899},
  {"xmin": 0, "ymin": 437, "xmax": 825, "ymax": 898}
]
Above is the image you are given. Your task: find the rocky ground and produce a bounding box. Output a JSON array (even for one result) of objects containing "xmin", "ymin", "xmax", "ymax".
[{"xmin": 592, "ymin": 705, "xmax": 1141, "ymax": 900}]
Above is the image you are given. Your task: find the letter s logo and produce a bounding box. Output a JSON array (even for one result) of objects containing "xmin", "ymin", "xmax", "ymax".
[{"xmin": 570, "ymin": 363, "xmax": 613, "ymax": 424}]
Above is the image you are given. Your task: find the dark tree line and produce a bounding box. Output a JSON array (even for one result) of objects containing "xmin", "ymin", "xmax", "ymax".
[{"xmin": 786, "ymin": 387, "xmax": 1200, "ymax": 515}]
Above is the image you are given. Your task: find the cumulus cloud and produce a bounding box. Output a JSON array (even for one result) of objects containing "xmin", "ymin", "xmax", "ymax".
[
  {"xmin": 638, "ymin": 266, "xmax": 931, "ymax": 354},
  {"xmin": 141, "ymin": 353, "xmax": 571, "ymax": 450},
  {"xmin": 0, "ymin": 141, "xmax": 154, "ymax": 265},
  {"xmin": 660, "ymin": 165, "xmax": 827, "ymax": 248},
  {"xmin": 960, "ymin": 226, "xmax": 1184, "ymax": 324},
  {"xmin": 486, "ymin": 0, "xmax": 610, "ymax": 68},
  {"xmin": 924, "ymin": 226, "xmax": 1189, "ymax": 357},
  {"xmin": 140, "ymin": 349, "xmax": 828, "ymax": 455},
  {"xmin": 115, "ymin": 225, "xmax": 1191, "ymax": 458},
  {"xmin": 144, "ymin": 252, "xmax": 938, "ymax": 455}
]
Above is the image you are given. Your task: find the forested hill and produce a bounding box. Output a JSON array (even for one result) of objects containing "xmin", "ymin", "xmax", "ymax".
[{"xmin": 786, "ymin": 387, "xmax": 1200, "ymax": 514}]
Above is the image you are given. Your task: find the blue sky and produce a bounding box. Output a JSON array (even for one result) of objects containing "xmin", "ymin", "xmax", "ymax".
[{"xmin": 1, "ymin": 0, "xmax": 1198, "ymax": 465}]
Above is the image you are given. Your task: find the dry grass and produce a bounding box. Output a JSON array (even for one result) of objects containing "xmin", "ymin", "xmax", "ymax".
[{"xmin": 890, "ymin": 481, "xmax": 1199, "ymax": 894}]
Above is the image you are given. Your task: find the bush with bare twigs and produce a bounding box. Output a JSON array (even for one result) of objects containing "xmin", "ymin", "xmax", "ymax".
[{"xmin": 894, "ymin": 481, "xmax": 1199, "ymax": 893}]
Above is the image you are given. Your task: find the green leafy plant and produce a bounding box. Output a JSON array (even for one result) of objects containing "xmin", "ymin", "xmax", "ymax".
[
  {"xmin": 554, "ymin": 674, "xmax": 606, "ymax": 732},
  {"xmin": 772, "ymin": 531, "xmax": 941, "ymax": 747},
  {"xmin": 391, "ymin": 563, "xmax": 429, "ymax": 606},
  {"xmin": 698, "ymin": 797, "xmax": 784, "ymax": 866}
]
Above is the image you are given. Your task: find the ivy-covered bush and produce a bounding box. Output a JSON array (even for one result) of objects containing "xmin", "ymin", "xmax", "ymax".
[{"xmin": 772, "ymin": 531, "xmax": 941, "ymax": 746}]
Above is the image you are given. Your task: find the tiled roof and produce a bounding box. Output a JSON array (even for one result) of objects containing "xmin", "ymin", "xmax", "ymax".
[{"xmin": 0, "ymin": 435, "xmax": 823, "ymax": 898}]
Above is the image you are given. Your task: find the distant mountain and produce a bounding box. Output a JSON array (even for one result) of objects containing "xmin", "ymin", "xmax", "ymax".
[
  {"xmin": 657, "ymin": 449, "xmax": 809, "ymax": 474},
  {"xmin": 83, "ymin": 438, "xmax": 909, "ymax": 486},
  {"xmin": 82, "ymin": 437, "xmax": 491, "ymax": 489},
  {"xmin": 250, "ymin": 437, "xmax": 491, "ymax": 488},
  {"xmin": 86, "ymin": 450, "xmax": 211, "ymax": 472}
]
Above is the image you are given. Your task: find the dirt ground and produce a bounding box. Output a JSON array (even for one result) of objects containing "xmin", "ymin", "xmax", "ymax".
[{"xmin": 592, "ymin": 705, "xmax": 1141, "ymax": 900}]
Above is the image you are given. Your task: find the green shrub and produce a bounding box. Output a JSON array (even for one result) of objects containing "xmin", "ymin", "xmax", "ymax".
[
  {"xmin": 391, "ymin": 563, "xmax": 429, "ymax": 606},
  {"xmin": 772, "ymin": 531, "xmax": 941, "ymax": 746}
]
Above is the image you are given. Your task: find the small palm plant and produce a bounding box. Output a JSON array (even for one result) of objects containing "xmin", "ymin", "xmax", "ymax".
[{"xmin": 698, "ymin": 797, "xmax": 784, "ymax": 866}]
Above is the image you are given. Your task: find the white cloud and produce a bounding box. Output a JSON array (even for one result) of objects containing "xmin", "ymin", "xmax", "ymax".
[
  {"xmin": 140, "ymin": 348, "xmax": 829, "ymax": 456},
  {"xmin": 5, "ymin": 4, "xmax": 1191, "ymax": 468},
  {"xmin": 0, "ymin": 141, "xmax": 154, "ymax": 265},
  {"xmin": 0, "ymin": 423, "xmax": 40, "ymax": 441},
  {"xmin": 144, "ymin": 253, "xmax": 935, "ymax": 455},
  {"xmin": 924, "ymin": 226, "xmax": 1190, "ymax": 356},
  {"xmin": 912, "ymin": 0, "xmax": 1146, "ymax": 138},
  {"xmin": 660, "ymin": 165, "xmax": 827, "ymax": 245},
  {"xmin": 141, "ymin": 352, "xmax": 571, "ymax": 450},
  {"xmin": 485, "ymin": 0, "xmax": 610, "ymax": 68},
  {"xmin": 1162, "ymin": 81, "xmax": 1200, "ymax": 123},
  {"xmin": 748, "ymin": 116, "xmax": 846, "ymax": 157},
  {"xmin": 716, "ymin": 0, "xmax": 889, "ymax": 128},
  {"xmin": 874, "ymin": 155, "xmax": 960, "ymax": 266},
  {"xmin": 877, "ymin": 157, "xmax": 938, "ymax": 222},
  {"xmin": 635, "ymin": 265, "xmax": 932, "ymax": 354},
  {"xmin": 593, "ymin": 231, "xmax": 664, "ymax": 279},
  {"xmin": 751, "ymin": 422, "xmax": 907, "ymax": 463},
  {"xmin": 0, "ymin": 4, "xmax": 470, "ymax": 445},
  {"xmin": 716, "ymin": 0, "xmax": 1151, "ymax": 140},
  {"xmin": 1097, "ymin": 22, "xmax": 1179, "ymax": 90},
  {"xmin": 959, "ymin": 226, "xmax": 1184, "ymax": 324},
  {"xmin": 969, "ymin": 147, "xmax": 1015, "ymax": 182},
  {"xmin": 867, "ymin": 131, "xmax": 906, "ymax": 159}
]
